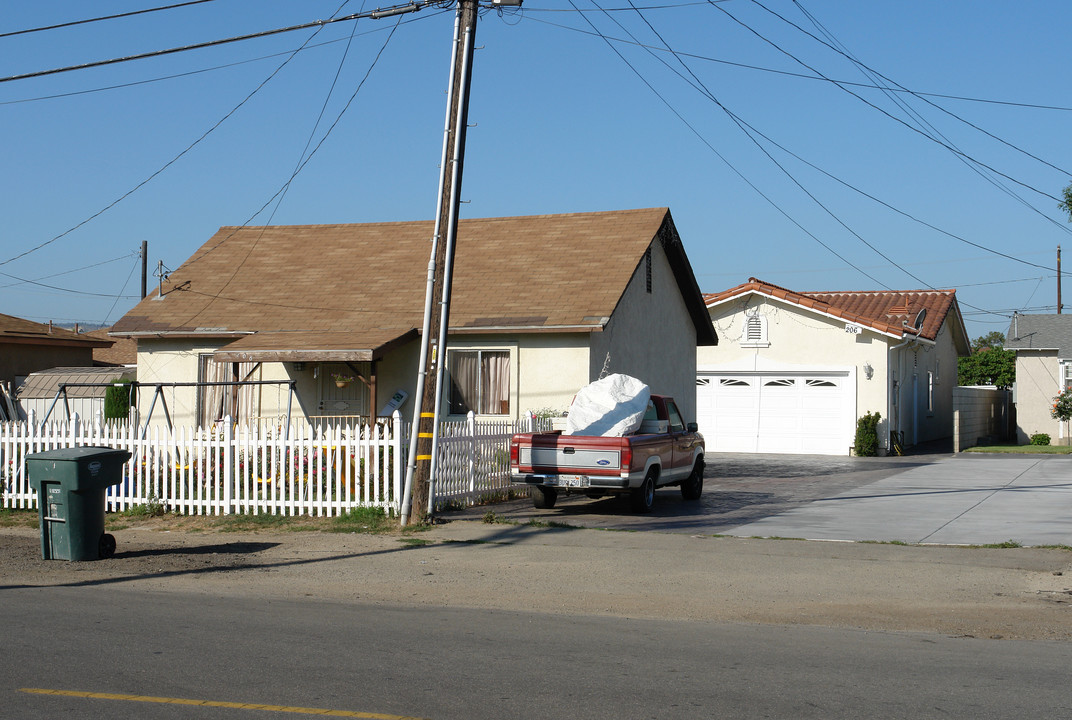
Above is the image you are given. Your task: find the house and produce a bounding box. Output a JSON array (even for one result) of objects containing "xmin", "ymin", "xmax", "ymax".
[
  {"xmin": 1003, "ymin": 314, "xmax": 1072, "ymax": 444},
  {"xmin": 86, "ymin": 327, "xmax": 138, "ymax": 367},
  {"xmin": 110, "ymin": 208, "xmax": 717, "ymax": 429},
  {"xmin": 0, "ymin": 313, "xmax": 113, "ymax": 419},
  {"xmin": 698, "ymin": 278, "xmax": 970, "ymax": 455}
]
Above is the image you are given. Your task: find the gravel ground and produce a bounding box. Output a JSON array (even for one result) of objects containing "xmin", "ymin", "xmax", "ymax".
[{"xmin": 2, "ymin": 516, "xmax": 1071, "ymax": 642}]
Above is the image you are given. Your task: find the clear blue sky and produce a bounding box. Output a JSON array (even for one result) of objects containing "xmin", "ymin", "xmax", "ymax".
[{"xmin": 2, "ymin": 1, "xmax": 1070, "ymax": 340}]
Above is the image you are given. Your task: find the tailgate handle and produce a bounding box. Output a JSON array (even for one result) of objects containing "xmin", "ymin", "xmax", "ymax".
[{"xmin": 563, "ymin": 447, "xmax": 575, "ymax": 454}]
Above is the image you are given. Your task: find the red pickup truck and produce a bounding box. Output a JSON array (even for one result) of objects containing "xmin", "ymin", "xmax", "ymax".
[{"xmin": 510, "ymin": 395, "xmax": 704, "ymax": 513}]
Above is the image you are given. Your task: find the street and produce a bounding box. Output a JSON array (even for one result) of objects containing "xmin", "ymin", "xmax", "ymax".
[{"xmin": 4, "ymin": 585, "xmax": 1071, "ymax": 720}]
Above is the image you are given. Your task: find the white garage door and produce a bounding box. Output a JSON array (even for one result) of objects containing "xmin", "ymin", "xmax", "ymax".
[{"xmin": 696, "ymin": 373, "xmax": 852, "ymax": 455}]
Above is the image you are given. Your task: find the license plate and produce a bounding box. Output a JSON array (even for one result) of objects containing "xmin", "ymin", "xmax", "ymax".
[{"xmin": 553, "ymin": 475, "xmax": 589, "ymax": 488}]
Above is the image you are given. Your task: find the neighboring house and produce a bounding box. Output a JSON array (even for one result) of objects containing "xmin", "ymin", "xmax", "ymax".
[
  {"xmin": 110, "ymin": 208, "xmax": 717, "ymax": 429},
  {"xmin": 1004, "ymin": 314, "xmax": 1072, "ymax": 444},
  {"xmin": 16, "ymin": 366, "xmax": 137, "ymax": 423},
  {"xmin": 86, "ymin": 327, "xmax": 138, "ymax": 367},
  {"xmin": 698, "ymin": 278, "xmax": 970, "ymax": 455},
  {"xmin": 0, "ymin": 313, "xmax": 112, "ymax": 418}
]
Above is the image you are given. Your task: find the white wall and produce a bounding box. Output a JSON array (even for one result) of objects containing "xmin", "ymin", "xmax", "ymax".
[
  {"xmin": 591, "ymin": 240, "xmax": 700, "ymax": 423},
  {"xmin": 1012, "ymin": 351, "xmax": 1061, "ymax": 444}
]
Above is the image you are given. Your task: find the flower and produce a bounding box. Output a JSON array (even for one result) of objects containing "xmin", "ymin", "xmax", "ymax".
[
  {"xmin": 1051, "ymin": 389, "xmax": 1072, "ymax": 421},
  {"xmin": 332, "ymin": 372, "xmax": 354, "ymax": 383}
]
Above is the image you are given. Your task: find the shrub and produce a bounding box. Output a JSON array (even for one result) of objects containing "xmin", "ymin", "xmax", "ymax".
[
  {"xmin": 104, "ymin": 380, "xmax": 133, "ymax": 421},
  {"xmin": 1030, "ymin": 433, "xmax": 1051, "ymax": 446},
  {"xmin": 854, "ymin": 411, "xmax": 881, "ymax": 457}
]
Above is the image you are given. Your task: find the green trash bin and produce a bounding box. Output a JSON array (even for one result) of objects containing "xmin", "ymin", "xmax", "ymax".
[{"xmin": 27, "ymin": 447, "xmax": 132, "ymax": 561}]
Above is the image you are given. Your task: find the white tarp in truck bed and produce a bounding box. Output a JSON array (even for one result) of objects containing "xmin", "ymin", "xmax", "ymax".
[{"xmin": 564, "ymin": 374, "xmax": 651, "ymax": 437}]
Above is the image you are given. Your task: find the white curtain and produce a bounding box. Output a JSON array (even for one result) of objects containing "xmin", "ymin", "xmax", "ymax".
[{"xmin": 199, "ymin": 357, "xmax": 259, "ymax": 427}]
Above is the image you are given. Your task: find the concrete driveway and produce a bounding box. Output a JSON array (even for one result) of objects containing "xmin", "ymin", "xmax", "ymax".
[{"xmin": 445, "ymin": 452, "xmax": 1072, "ymax": 547}]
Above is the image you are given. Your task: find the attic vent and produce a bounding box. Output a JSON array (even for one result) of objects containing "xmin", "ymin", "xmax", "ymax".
[{"xmin": 746, "ymin": 316, "xmax": 762, "ymax": 341}]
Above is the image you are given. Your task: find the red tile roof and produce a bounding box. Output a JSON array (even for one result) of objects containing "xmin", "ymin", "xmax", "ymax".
[{"xmin": 704, "ymin": 277, "xmax": 964, "ymax": 343}]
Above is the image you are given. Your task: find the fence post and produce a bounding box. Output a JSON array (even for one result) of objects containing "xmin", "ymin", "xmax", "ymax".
[
  {"xmin": 392, "ymin": 411, "xmax": 403, "ymax": 514},
  {"xmin": 70, "ymin": 413, "xmax": 80, "ymax": 447},
  {"xmin": 467, "ymin": 411, "xmax": 476, "ymax": 493},
  {"xmin": 223, "ymin": 416, "xmax": 233, "ymax": 515}
]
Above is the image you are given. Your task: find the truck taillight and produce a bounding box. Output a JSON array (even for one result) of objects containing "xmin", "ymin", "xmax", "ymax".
[
  {"xmin": 620, "ymin": 445, "xmax": 632, "ymax": 474},
  {"xmin": 510, "ymin": 437, "xmax": 519, "ymax": 467}
]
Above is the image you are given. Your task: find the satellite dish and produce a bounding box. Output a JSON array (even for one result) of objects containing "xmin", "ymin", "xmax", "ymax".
[{"xmin": 913, "ymin": 308, "xmax": 927, "ymax": 329}]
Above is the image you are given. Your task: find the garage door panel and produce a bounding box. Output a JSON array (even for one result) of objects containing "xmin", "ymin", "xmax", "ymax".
[{"xmin": 698, "ymin": 372, "xmax": 852, "ymax": 455}]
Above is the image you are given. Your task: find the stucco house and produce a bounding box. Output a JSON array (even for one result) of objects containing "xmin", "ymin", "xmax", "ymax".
[
  {"xmin": 1004, "ymin": 314, "xmax": 1072, "ymax": 444},
  {"xmin": 110, "ymin": 208, "xmax": 716, "ymax": 429},
  {"xmin": 698, "ymin": 278, "xmax": 970, "ymax": 455}
]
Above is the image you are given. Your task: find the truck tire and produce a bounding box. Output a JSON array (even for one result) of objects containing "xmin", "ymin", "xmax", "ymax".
[
  {"xmin": 680, "ymin": 458, "xmax": 704, "ymax": 501},
  {"xmin": 532, "ymin": 486, "xmax": 557, "ymax": 509},
  {"xmin": 630, "ymin": 470, "xmax": 656, "ymax": 513}
]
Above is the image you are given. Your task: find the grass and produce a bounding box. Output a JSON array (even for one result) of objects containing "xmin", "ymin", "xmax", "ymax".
[
  {"xmin": 965, "ymin": 443, "xmax": 1072, "ymax": 454},
  {"xmin": 0, "ymin": 508, "xmax": 38, "ymax": 528}
]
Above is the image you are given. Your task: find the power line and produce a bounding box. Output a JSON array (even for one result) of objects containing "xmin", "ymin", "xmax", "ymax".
[
  {"xmin": 0, "ymin": 0, "xmax": 219, "ymax": 39},
  {"xmin": 0, "ymin": 1, "xmax": 439, "ymax": 85},
  {"xmin": 518, "ymin": 13, "xmax": 1072, "ymax": 112}
]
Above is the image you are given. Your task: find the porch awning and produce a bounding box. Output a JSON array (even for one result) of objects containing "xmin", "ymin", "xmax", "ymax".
[{"xmin": 212, "ymin": 328, "xmax": 418, "ymax": 363}]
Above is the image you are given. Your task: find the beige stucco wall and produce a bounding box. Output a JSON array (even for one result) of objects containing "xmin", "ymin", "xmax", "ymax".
[
  {"xmin": 1012, "ymin": 351, "xmax": 1061, "ymax": 443},
  {"xmin": 590, "ymin": 240, "xmax": 700, "ymax": 423}
]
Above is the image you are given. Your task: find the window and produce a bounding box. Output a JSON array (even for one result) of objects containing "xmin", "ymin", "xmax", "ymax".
[
  {"xmin": 806, "ymin": 379, "xmax": 837, "ymax": 387},
  {"xmin": 665, "ymin": 400, "xmax": 685, "ymax": 433},
  {"xmin": 720, "ymin": 378, "xmax": 750, "ymax": 387},
  {"xmin": 198, "ymin": 355, "xmax": 259, "ymax": 427},
  {"xmin": 764, "ymin": 378, "xmax": 794, "ymax": 387},
  {"xmin": 448, "ymin": 350, "xmax": 510, "ymax": 415}
]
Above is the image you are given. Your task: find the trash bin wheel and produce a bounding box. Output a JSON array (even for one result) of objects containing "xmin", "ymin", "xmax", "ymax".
[{"xmin": 99, "ymin": 533, "xmax": 116, "ymax": 559}]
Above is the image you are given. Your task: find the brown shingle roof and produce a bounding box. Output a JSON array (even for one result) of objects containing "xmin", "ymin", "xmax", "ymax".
[
  {"xmin": 705, "ymin": 277, "xmax": 965, "ymax": 344},
  {"xmin": 86, "ymin": 328, "xmax": 137, "ymax": 366},
  {"xmin": 0, "ymin": 312, "xmax": 110, "ymax": 348},
  {"xmin": 113, "ymin": 208, "xmax": 716, "ymax": 352}
]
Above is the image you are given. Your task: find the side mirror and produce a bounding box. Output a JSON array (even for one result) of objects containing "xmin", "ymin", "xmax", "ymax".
[{"xmin": 687, "ymin": 422, "xmax": 698, "ymax": 433}]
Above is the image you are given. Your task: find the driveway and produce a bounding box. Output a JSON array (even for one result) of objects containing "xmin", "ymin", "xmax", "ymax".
[{"xmin": 445, "ymin": 452, "xmax": 1072, "ymax": 547}]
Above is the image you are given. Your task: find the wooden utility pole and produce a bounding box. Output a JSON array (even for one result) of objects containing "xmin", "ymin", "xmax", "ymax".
[
  {"xmin": 1058, "ymin": 245, "xmax": 1063, "ymax": 314},
  {"xmin": 140, "ymin": 240, "xmax": 148, "ymax": 299},
  {"xmin": 401, "ymin": 0, "xmax": 480, "ymax": 525}
]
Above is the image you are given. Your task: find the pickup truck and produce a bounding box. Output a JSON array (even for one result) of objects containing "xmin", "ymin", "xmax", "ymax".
[{"xmin": 510, "ymin": 395, "xmax": 704, "ymax": 513}]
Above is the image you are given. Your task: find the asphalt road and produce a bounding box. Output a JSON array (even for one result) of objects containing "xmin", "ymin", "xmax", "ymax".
[
  {"xmin": 451, "ymin": 452, "xmax": 1072, "ymax": 546},
  {"xmin": 4, "ymin": 586, "xmax": 1071, "ymax": 720}
]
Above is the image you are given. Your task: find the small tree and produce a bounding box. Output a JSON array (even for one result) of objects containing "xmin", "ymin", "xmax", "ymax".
[
  {"xmin": 104, "ymin": 380, "xmax": 133, "ymax": 421},
  {"xmin": 854, "ymin": 411, "xmax": 881, "ymax": 457}
]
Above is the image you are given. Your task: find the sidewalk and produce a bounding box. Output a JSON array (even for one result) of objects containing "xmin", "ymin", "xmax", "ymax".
[{"xmin": 725, "ymin": 454, "xmax": 1072, "ymax": 546}]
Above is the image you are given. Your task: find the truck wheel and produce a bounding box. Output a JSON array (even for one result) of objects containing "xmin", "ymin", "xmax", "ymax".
[
  {"xmin": 532, "ymin": 486, "xmax": 557, "ymax": 509},
  {"xmin": 630, "ymin": 470, "xmax": 656, "ymax": 513},
  {"xmin": 681, "ymin": 458, "xmax": 704, "ymax": 501}
]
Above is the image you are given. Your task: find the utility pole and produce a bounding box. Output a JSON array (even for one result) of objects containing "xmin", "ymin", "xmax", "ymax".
[
  {"xmin": 140, "ymin": 240, "xmax": 148, "ymax": 299},
  {"xmin": 1058, "ymin": 245, "xmax": 1063, "ymax": 314},
  {"xmin": 401, "ymin": 0, "xmax": 481, "ymax": 525}
]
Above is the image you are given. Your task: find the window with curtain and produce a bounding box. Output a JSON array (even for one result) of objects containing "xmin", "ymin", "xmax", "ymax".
[
  {"xmin": 198, "ymin": 355, "xmax": 260, "ymax": 427},
  {"xmin": 448, "ymin": 350, "xmax": 510, "ymax": 415}
]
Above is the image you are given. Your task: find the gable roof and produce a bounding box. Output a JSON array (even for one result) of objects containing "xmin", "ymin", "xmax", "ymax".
[
  {"xmin": 1005, "ymin": 314, "xmax": 1072, "ymax": 358},
  {"xmin": 87, "ymin": 327, "xmax": 137, "ymax": 366},
  {"xmin": 704, "ymin": 277, "xmax": 969, "ymax": 352},
  {"xmin": 113, "ymin": 208, "xmax": 716, "ymax": 359},
  {"xmin": 0, "ymin": 312, "xmax": 111, "ymax": 349},
  {"xmin": 17, "ymin": 366, "xmax": 136, "ymax": 400}
]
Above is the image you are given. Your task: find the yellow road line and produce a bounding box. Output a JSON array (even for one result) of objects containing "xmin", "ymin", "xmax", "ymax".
[{"xmin": 18, "ymin": 688, "xmax": 427, "ymax": 719}]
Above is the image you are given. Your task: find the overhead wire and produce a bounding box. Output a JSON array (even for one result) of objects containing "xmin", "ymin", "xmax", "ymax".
[
  {"xmin": 0, "ymin": 0, "xmax": 442, "ymax": 85},
  {"xmin": 708, "ymin": 1, "xmax": 1070, "ymax": 235},
  {"xmin": 566, "ymin": 0, "xmax": 890, "ymax": 289},
  {"xmin": 786, "ymin": 0, "xmax": 1072, "ymax": 178},
  {"xmin": 0, "ymin": 6, "xmax": 445, "ymax": 270},
  {"xmin": 0, "ymin": 0, "xmax": 219, "ymax": 39}
]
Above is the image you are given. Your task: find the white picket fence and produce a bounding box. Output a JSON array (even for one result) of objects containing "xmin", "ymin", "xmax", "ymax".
[{"xmin": 1, "ymin": 412, "xmax": 547, "ymax": 517}]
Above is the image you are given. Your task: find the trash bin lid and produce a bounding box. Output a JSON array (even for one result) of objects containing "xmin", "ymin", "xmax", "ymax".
[{"xmin": 27, "ymin": 446, "xmax": 132, "ymax": 490}]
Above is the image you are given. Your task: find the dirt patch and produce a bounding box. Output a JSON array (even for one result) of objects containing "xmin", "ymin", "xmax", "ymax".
[{"xmin": 2, "ymin": 516, "xmax": 1070, "ymax": 641}]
